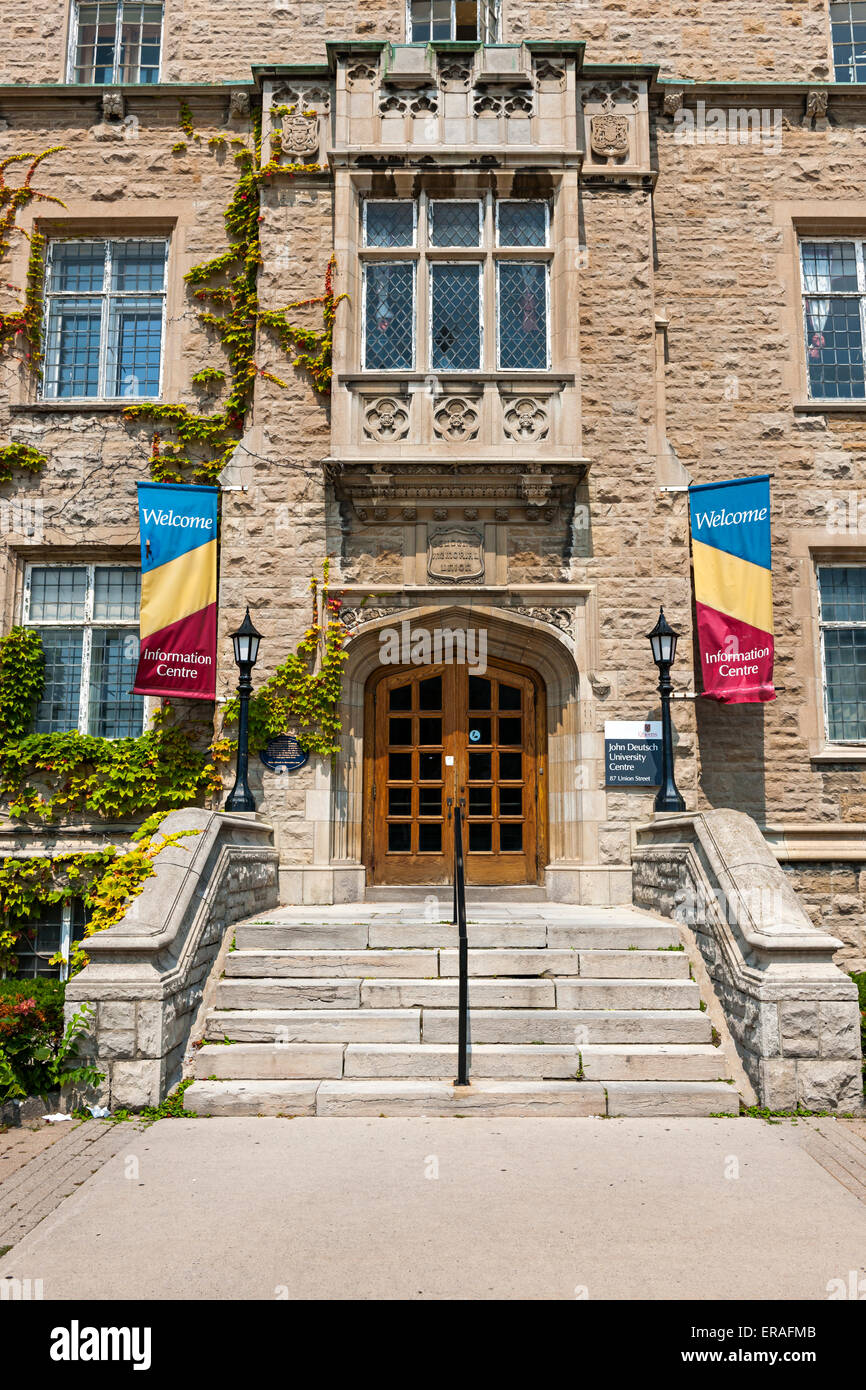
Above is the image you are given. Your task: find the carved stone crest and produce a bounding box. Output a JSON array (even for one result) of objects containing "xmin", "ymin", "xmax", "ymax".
[
  {"xmin": 433, "ymin": 396, "xmax": 480, "ymax": 442},
  {"xmin": 590, "ymin": 94, "xmax": 630, "ymax": 160},
  {"xmin": 503, "ymin": 397, "xmax": 549, "ymax": 442},
  {"xmin": 229, "ymin": 90, "xmax": 251, "ymax": 119},
  {"xmin": 427, "ymin": 528, "xmax": 485, "ymax": 583},
  {"xmin": 363, "ymin": 396, "xmax": 409, "ymax": 442},
  {"xmin": 282, "ymin": 113, "xmax": 318, "ymax": 156}
]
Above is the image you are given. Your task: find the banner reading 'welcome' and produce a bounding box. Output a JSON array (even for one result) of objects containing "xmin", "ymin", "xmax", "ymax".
[
  {"xmin": 688, "ymin": 475, "xmax": 776, "ymax": 704},
  {"xmin": 132, "ymin": 481, "xmax": 218, "ymax": 701}
]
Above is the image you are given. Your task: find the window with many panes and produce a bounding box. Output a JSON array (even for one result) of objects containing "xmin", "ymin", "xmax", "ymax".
[
  {"xmin": 800, "ymin": 240, "xmax": 866, "ymax": 399},
  {"xmin": 408, "ymin": 0, "xmax": 499, "ymax": 42},
  {"xmin": 68, "ymin": 1, "xmax": 163, "ymax": 84},
  {"xmin": 830, "ymin": 2, "xmax": 866, "ymax": 82},
  {"xmin": 817, "ymin": 565, "xmax": 866, "ymax": 741},
  {"xmin": 361, "ymin": 195, "xmax": 550, "ymax": 373},
  {"xmin": 24, "ymin": 564, "xmax": 144, "ymax": 738},
  {"xmin": 7, "ymin": 901, "xmax": 87, "ymax": 980},
  {"xmin": 42, "ymin": 239, "xmax": 167, "ymax": 401}
]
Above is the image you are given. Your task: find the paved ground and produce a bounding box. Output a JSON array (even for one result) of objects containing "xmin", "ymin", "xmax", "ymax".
[{"xmin": 2, "ymin": 1115, "xmax": 866, "ymax": 1299}]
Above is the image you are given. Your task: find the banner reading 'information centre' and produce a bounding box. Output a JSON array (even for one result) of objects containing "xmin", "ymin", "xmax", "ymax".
[
  {"xmin": 688, "ymin": 475, "xmax": 776, "ymax": 704},
  {"xmin": 132, "ymin": 481, "xmax": 218, "ymax": 701}
]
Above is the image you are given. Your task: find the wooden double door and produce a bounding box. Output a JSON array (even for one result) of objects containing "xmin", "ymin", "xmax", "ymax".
[{"xmin": 366, "ymin": 660, "xmax": 544, "ymax": 886}]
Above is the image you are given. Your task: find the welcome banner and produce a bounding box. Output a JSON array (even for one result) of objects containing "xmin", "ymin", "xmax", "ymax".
[
  {"xmin": 688, "ymin": 475, "xmax": 776, "ymax": 704},
  {"xmin": 133, "ymin": 481, "xmax": 218, "ymax": 701}
]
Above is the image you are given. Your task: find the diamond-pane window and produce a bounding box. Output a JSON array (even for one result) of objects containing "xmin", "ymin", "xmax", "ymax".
[
  {"xmin": 363, "ymin": 262, "xmax": 415, "ymax": 369},
  {"xmin": 364, "ymin": 201, "xmax": 415, "ymax": 248},
  {"xmin": 819, "ymin": 566, "xmax": 866, "ymax": 741},
  {"xmin": 497, "ymin": 200, "xmax": 548, "ymax": 247},
  {"xmin": 429, "ymin": 201, "xmax": 481, "ymax": 247},
  {"xmin": 43, "ymin": 239, "xmax": 167, "ymax": 400},
  {"xmin": 831, "ymin": 2, "xmax": 866, "ymax": 82},
  {"xmin": 71, "ymin": 1, "xmax": 163, "ymax": 84},
  {"xmin": 431, "ymin": 264, "xmax": 481, "ymax": 370},
  {"xmin": 25, "ymin": 564, "xmax": 144, "ymax": 739},
  {"xmin": 497, "ymin": 262, "xmax": 548, "ymax": 369},
  {"xmin": 800, "ymin": 240, "xmax": 866, "ymax": 399}
]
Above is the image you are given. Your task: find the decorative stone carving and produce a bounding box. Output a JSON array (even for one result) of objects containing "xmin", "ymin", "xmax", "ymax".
[
  {"xmin": 512, "ymin": 606, "xmax": 574, "ymax": 635},
  {"xmin": 590, "ymin": 93, "xmax": 631, "ymax": 161},
  {"xmin": 102, "ymin": 90, "xmax": 125, "ymax": 120},
  {"xmin": 804, "ymin": 90, "xmax": 829, "ymax": 129},
  {"xmin": 427, "ymin": 528, "xmax": 485, "ymax": 583},
  {"xmin": 535, "ymin": 60, "xmax": 565, "ymax": 88},
  {"xmin": 432, "ymin": 396, "xmax": 480, "ymax": 442},
  {"xmin": 363, "ymin": 396, "xmax": 410, "ymax": 442},
  {"xmin": 663, "ymin": 89, "xmax": 684, "ymax": 117},
  {"xmin": 341, "ymin": 604, "xmax": 403, "ymax": 629},
  {"xmin": 229, "ymin": 90, "xmax": 251, "ymax": 119},
  {"xmin": 433, "ymin": 508, "xmax": 449, "ymax": 521},
  {"xmin": 503, "ymin": 397, "xmax": 549, "ymax": 442},
  {"xmin": 380, "ymin": 89, "xmax": 439, "ymax": 115},
  {"xmin": 282, "ymin": 113, "xmax": 319, "ymax": 156},
  {"xmin": 463, "ymin": 508, "xmax": 478, "ymax": 521},
  {"xmin": 521, "ymin": 473, "xmax": 553, "ymax": 507},
  {"xmin": 347, "ymin": 62, "xmax": 378, "ymax": 87},
  {"xmin": 474, "ymin": 88, "xmax": 533, "ymax": 117},
  {"xmin": 494, "ymin": 509, "xmax": 509, "ymax": 522},
  {"xmin": 439, "ymin": 58, "xmax": 472, "ymax": 90}
]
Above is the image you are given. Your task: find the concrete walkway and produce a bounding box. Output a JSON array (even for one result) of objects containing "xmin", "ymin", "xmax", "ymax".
[{"xmin": 2, "ymin": 1116, "xmax": 866, "ymax": 1299}]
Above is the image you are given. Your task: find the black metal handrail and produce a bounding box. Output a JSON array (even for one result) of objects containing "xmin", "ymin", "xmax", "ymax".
[{"xmin": 452, "ymin": 802, "xmax": 469, "ymax": 1087}]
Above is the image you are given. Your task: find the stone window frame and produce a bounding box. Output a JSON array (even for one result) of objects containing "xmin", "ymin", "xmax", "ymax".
[
  {"xmin": 65, "ymin": 0, "xmax": 164, "ymax": 86},
  {"xmin": 798, "ymin": 235, "xmax": 866, "ymax": 403},
  {"xmin": 358, "ymin": 190, "xmax": 552, "ymax": 375},
  {"xmin": 40, "ymin": 235, "xmax": 169, "ymax": 404},
  {"xmin": 816, "ymin": 560, "xmax": 866, "ymax": 744},
  {"xmin": 4, "ymin": 899, "xmax": 87, "ymax": 981},
  {"xmin": 405, "ymin": 0, "xmax": 500, "ymax": 44},
  {"xmin": 828, "ymin": 1, "xmax": 866, "ymax": 84},
  {"xmin": 22, "ymin": 559, "xmax": 145, "ymax": 739}
]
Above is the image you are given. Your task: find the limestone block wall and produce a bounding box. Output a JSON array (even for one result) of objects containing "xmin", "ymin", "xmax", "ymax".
[
  {"xmin": 782, "ymin": 861, "xmax": 866, "ymax": 973},
  {"xmin": 0, "ymin": 1, "xmax": 836, "ymax": 87}
]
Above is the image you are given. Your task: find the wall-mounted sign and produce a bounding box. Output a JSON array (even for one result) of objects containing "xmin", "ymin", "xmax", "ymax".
[
  {"xmin": 260, "ymin": 734, "xmax": 308, "ymax": 773},
  {"xmin": 604, "ymin": 721, "xmax": 662, "ymax": 787}
]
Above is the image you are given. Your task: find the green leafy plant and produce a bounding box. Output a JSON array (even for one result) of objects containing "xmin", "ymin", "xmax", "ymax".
[
  {"xmin": 0, "ymin": 442, "xmax": 48, "ymax": 481},
  {"xmin": 0, "ymin": 983, "xmax": 103, "ymax": 1104}
]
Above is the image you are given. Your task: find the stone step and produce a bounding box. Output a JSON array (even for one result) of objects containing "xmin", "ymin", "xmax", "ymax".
[
  {"xmin": 420, "ymin": 1008, "xmax": 713, "ymax": 1045},
  {"xmin": 437, "ymin": 948, "xmax": 690, "ymax": 979},
  {"xmin": 367, "ymin": 922, "xmax": 548, "ymax": 949},
  {"xmin": 554, "ymin": 979, "xmax": 700, "ymax": 1010},
  {"xmin": 547, "ymin": 924, "xmax": 681, "ymax": 950},
  {"xmin": 234, "ymin": 922, "xmax": 370, "ymax": 951},
  {"xmin": 225, "ymin": 949, "xmax": 439, "ymax": 978},
  {"xmin": 359, "ymin": 978, "xmax": 556, "ymax": 1009},
  {"xmin": 364, "ymin": 885, "xmax": 548, "ymax": 902},
  {"xmin": 216, "ymin": 979, "xmax": 362, "ymax": 1010},
  {"xmin": 343, "ymin": 1042, "xmax": 725, "ymax": 1081},
  {"xmin": 183, "ymin": 1075, "xmax": 737, "ymax": 1118},
  {"xmin": 192, "ymin": 1042, "xmax": 345, "ymax": 1080},
  {"xmin": 205, "ymin": 1008, "xmax": 420, "ymax": 1043}
]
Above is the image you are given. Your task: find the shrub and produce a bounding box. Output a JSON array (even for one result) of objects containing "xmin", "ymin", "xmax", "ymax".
[{"xmin": 0, "ymin": 978, "xmax": 102, "ymax": 1104}]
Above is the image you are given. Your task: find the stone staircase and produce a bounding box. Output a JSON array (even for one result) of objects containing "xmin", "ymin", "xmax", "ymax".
[{"xmin": 183, "ymin": 900, "xmax": 741, "ymax": 1117}]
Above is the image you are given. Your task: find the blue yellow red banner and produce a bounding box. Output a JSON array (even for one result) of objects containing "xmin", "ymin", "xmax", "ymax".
[
  {"xmin": 132, "ymin": 481, "xmax": 218, "ymax": 701},
  {"xmin": 688, "ymin": 475, "xmax": 776, "ymax": 704}
]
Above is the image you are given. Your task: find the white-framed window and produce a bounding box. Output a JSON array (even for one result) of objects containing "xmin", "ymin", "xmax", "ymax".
[
  {"xmin": 7, "ymin": 901, "xmax": 87, "ymax": 980},
  {"xmin": 799, "ymin": 239, "xmax": 866, "ymax": 400},
  {"xmin": 68, "ymin": 0, "xmax": 163, "ymax": 84},
  {"xmin": 23, "ymin": 563, "xmax": 144, "ymax": 739},
  {"xmin": 407, "ymin": 0, "xmax": 499, "ymax": 42},
  {"xmin": 830, "ymin": 1, "xmax": 866, "ymax": 82},
  {"xmin": 817, "ymin": 564, "xmax": 866, "ymax": 742},
  {"xmin": 42, "ymin": 238, "xmax": 168, "ymax": 401},
  {"xmin": 360, "ymin": 193, "xmax": 551, "ymax": 371}
]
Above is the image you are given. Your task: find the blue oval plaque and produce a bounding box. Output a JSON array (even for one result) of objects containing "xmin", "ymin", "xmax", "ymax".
[{"xmin": 260, "ymin": 734, "xmax": 308, "ymax": 772}]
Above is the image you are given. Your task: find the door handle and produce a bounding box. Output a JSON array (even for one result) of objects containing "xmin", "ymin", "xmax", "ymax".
[{"xmin": 447, "ymin": 797, "xmax": 453, "ymax": 820}]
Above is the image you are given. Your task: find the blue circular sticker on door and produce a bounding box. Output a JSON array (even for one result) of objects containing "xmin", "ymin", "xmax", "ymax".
[{"xmin": 469, "ymin": 728, "xmax": 481, "ymax": 743}]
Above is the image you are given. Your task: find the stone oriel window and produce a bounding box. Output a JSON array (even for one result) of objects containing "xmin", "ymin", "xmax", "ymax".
[
  {"xmin": 8, "ymin": 900, "xmax": 87, "ymax": 980},
  {"xmin": 800, "ymin": 239, "xmax": 866, "ymax": 399},
  {"xmin": 23, "ymin": 563, "xmax": 144, "ymax": 738},
  {"xmin": 42, "ymin": 239, "xmax": 168, "ymax": 401},
  {"xmin": 68, "ymin": 0, "xmax": 163, "ymax": 84},
  {"xmin": 830, "ymin": 1, "xmax": 866, "ymax": 82},
  {"xmin": 817, "ymin": 564, "xmax": 866, "ymax": 741},
  {"xmin": 360, "ymin": 194, "xmax": 550, "ymax": 372},
  {"xmin": 407, "ymin": 0, "xmax": 499, "ymax": 43}
]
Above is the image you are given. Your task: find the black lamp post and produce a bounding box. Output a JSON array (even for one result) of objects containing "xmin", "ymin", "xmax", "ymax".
[
  {"xmin": 225, "ymin": 608, "xmax": 262, "ymax": 813},
  {"xmin": 647, "ymin": 606, "xmax": 686, "ymax": 814}
]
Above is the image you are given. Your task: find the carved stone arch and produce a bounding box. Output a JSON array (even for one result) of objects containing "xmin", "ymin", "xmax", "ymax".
[{"xmin": 330, "ymin": 603, "xmax": 586, "ymax": 873}]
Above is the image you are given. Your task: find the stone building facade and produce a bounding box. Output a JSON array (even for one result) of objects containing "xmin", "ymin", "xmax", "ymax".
[{"xmin": 2, "ymin": 2, "xmax": 866, "ymax": 975}]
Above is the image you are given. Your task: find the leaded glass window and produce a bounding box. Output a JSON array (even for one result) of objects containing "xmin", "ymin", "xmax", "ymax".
[
  {"xmin": 363, "ymin": 262, "xmax": 415, "ymax": 370},
  {"xmin": 431, "ymin": 264, "xmax": 481, "ymax": 370},
  {"xmin": 818, "ymin": 565, "xmax": 866, "ymax": 741},
  {"xmin": 24, "ymin": 564, "xmax": 143, "ymax": 738},
  {"xmin": 497, "ymin": 262, "xmax": 549, "ymax": 370},
  {"xmin": 831, "ymin": 2, "xmax": 866, "ymax": 82},
  {"xmin": 364, "ymin": 201, "xmax": 416, "ymax": 249},
  {"xmin": 800, "ymin": 240, "xmax": 866, "ymax": 399},
  {"xmin": 429, "ymin": 201, "xmax": 481, "ymax": 247},
  {"xmin": 497, "ymin": 200, "xmax": 549, "ymax": 248},
  {"xmin": 43, "ymin": 239, "xmax": 167, "ymax": 400},
  {"xmin": 69, "ymin": 1, "xmax": 163, "ymax": 84}
]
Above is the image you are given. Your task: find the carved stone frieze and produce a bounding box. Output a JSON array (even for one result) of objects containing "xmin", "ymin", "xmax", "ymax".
[
  {"xmin": 534, "ymin": 60, "xmax": 565, "ymax": 89},
  {"xmin": 347, "ymin": 62, "xmax": 377, "ymax": 87},
  {"xmin": 511, "ymin": 606, "xmax": 574, "ymax": 635},
  {"xmin": 474, "ymin": 88, "xmax": 533, "ymax": 117},
  {"xmin": 432, "ymin": 396, "xmax": 480, "ymax": 442},
  {"xmin": 503, "ymin": 397, "xmax": 549, "ymax": 443},
  {"xmin": 363, "ymin": 396, "xmax": 410, "ymax": 442},
  {"xmin": 589, "ymin": 94, "xmax": 631, "ymax": 161},
  {"xmin": 341, "ymin": 605, "xmax": 403, "ymax": 629}
]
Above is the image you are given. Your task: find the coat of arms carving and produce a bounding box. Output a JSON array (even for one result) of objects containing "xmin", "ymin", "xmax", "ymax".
[
  {"xmin": 282, "ymin": 113, "xmax": 319, "ymax": 156},
  {"xmin": 427, "ymin": 529, "xmax": 485, "ymax": 583},
  {"xmin": 590, "ymin": 94, "xmax": 630, "ymax": 160}
]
